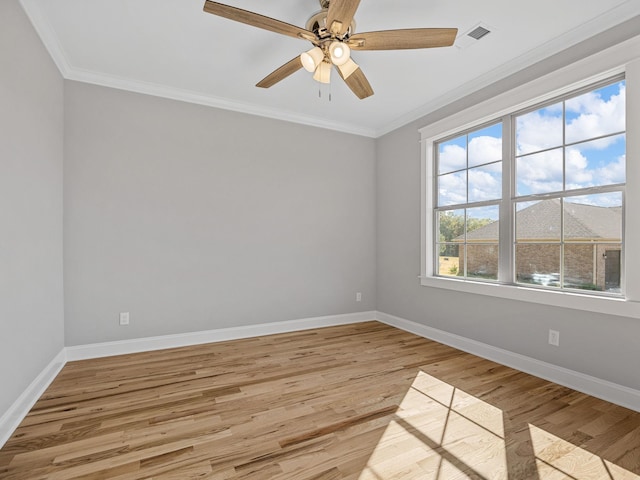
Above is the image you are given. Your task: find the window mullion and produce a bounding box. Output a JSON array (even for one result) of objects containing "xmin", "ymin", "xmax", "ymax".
[{"xmin": 499, "ymin": 115, "xmax": 513, "ymax": 284}]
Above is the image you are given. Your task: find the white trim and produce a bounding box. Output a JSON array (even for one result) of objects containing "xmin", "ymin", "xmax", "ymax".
[
  {"xmin": 0, "ymin": 312, "xmax": 375, "ymax": 447},
  {"xmin": 66, "ymin": 311, "xmax": 375, "ymax": 361},
  {"xmin": 2, "ymin": 310, "xmax": 638, "ymax": 450},
  {"xmin": 376, "ymin": 311, "xmax": 640, "ymax": 413},
  {"xmin": 375, "ymin": 3, "xmax": 640, "ymax": 138},
  {"xmin": 19, "ymin": 0, "xmax": 71, "ymax": 77},
  {"xmin": 419, "ymin": 35, "xmax": 640, "ymax": 316},
  {"xmin": 0, "ymin": 349, "xmax": 67, "ymax": 448},
  {"xmin": 419, "ymin": 276, "xmax": 640, "ymax": 319},
  {"xmin": 21, "ymin": 0, "xmax": 640, "ymax": 139},
  {"xmin": 18, "ymin": 0, "xmax": 375, "ymax": 139},
  {"xmin": 64, "ymin": 68, "xmax": 377, "ymax": 139}
]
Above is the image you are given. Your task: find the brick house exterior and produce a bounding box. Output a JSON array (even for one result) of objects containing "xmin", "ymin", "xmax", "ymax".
[{"xmin": 454, "ymin": 199, "xmax": 622, "ymax": 291}]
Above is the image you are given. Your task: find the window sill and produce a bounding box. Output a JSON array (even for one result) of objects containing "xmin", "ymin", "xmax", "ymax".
[{"xmin": 419, "ymin": 276, "xmax": 640, "ymax": 319}]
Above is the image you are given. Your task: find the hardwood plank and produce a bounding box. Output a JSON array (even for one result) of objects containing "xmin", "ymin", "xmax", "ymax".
[{"xmin": 1, "ymin": 321, "xmax": 639, "ymax": 479}]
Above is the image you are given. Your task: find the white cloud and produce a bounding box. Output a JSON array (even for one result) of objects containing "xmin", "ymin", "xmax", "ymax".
[
  {"xmin": 565, "ymin": 148, "xmax": 592, "ymax": 188},
  {"xmin": 438, "ymin": 171, "xmax": 466, "ymax": 205},
  {"xmin": 468, "ymin": 135, "xmax": 502, "ymax": 167},
  {"xmin": 516, "ymin": 149, "xmax": 563, "ymax": 194},
  {"xmin": 516, "ymin": 107, "xmax": 563, "ymax": 155},
  {"xmin": 516, "ymin": 82, "xmax": 625, "ymax": 194},
  {"xmin": 565, "ymin": 84, "xmax": 625, "ymax": 145},
  {"xmin": 469, "ymin": 169, "xmax": 501, "ymax": 202},
  {"xmin": 441, "ymin": 82, "xmax": 625, "ymax": 203},
  {"xmin": 565, "ymin": 191, "xmax": 622, "ymax": 208},
  {"xmin": 595, "ymin": 154, "xmax": 625, "ymax": 185},
  {"xmin": 439, "ymin": 144, "xmax": 466, "ymax": 173}
]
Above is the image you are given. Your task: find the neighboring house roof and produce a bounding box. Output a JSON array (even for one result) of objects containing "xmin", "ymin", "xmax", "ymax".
[{"xmin": 459, "ymin": 199, "xmax": 621, "ymax": 242}]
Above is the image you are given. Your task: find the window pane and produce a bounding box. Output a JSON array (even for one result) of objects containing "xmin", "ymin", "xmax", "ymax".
[
  {"xmin": 515, "ymin": 244, "xmax": 560, "ymax": 287},
  {"xmin": 437, "ymin": 210, "xmax": 465, "ymax": 243},
  {"xmin": 438, "ymin": 135, "xmax": 467, "ymax": 174},
  {"xmin": 438, "ymin": 171, "xmax": 466, "ymax": 206},
  {"xmin": 516, "ymin": 102, "xmax": 563, "ymax": 156},
  {"xmin": 437, "ymin": 244, "xmax": 461, "ymax": 277},
  {"xmin": 564, "ymin": 244, "xmax": 597, "ymax": 290},
  {"xmin": 466, "ymin": 244, "xmax": 498, "ymax": 280},
  {"xmin": 469, "ymin": 163, "xmax": 502, "ymax": 203},
  {"xmin": 467, "ymin": 206, "xmax": 499, "ymax": 241},
  {"xmin": 515, "ymin": 200, "xmax": 561, "ymax": 242},
  {"xmin": 565, "ymin": 243, "xmax": 621, "ymax": 293},
  {"xmin": 565, "ymin": 134, "xmax": 625, "ymax": 189},
  {"xmin": 601, "ymin": 245, "xmax": 622, "ymax": 293},
  {"xmin": 565, "ymin": 81, "xmax": 626, "ymax": 145},
  {"xmin": 468, "ymin": 123, "xmax": 502, "ymax": 167},
  {"xmin": 563, "ymin": 193, "xmax": 622, "ymax": 242},
  {"xmin": 516, "ymin": 148, "xmax": 563, "ymax": 196}
]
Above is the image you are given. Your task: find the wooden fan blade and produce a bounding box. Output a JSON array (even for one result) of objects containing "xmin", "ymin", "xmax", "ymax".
[
  {"xmin": 256, "ymin": 57, "xmax": 303, "ymax": 88},
  {"xmin": 348, "ymin": 28, "xmax": 458, "ymax": 50},
  {"xmin": 326, "ymin": 0, "xmax": 361, "ymax": 36},
  {"xmin": 203, "ymin": 1, "xmax": 313, "ymax": 41},
  {"xmin": 337, "ymin": 64, "xmax": 373, "ymax": 99}
]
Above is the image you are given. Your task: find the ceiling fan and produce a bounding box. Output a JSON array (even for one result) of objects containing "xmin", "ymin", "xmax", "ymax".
[{"xmin": 203, "ymin": 0, "xmax": 458, "ymax": 99}]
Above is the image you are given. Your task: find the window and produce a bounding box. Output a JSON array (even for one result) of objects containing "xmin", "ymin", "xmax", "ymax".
[
  {"xmin": 513, "ymin": 83, "xmax": 625, "ymax": 293},
  {"xmin": 416, "ymin": 46, "xmax": 640, "ymax": 319},
  {"xmin": 435, "ymin": 123, "xmax": 502, "ymax": 281},
  {"xmin": 433, "ymin": 78, "xmax": 625, "ymax": 295}
]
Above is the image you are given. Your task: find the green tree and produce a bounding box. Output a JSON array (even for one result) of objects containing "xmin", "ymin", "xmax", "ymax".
[{"xmin": 438, "ymin": 212, "xmax": 494, "ymax": 256}]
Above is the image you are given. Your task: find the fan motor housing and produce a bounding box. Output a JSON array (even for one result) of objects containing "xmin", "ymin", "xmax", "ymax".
[{"xmin": 305, "ymin": 8, "xmax": 356, "ymax": 37}]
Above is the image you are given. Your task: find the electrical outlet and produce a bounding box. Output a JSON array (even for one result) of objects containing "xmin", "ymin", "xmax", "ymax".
[
  {"xmin": 356, "ymin": 292, "xmax": 362, "ymax": 302},
  {"xmin": 548, "ymin": 329, "xmax": 560, "ymax": 346},
  {"xmin": 119, "ymin": 312, "xmax": 130, "ymax": 326}
]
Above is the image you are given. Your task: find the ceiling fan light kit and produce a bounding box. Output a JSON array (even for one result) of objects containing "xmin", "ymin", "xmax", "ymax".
[
  {"xmin": 328, "ymin": 41, "xmax": 351, "ymax": 66},
  {"xmin": 337, "ymin": 58, "xmax": 359, "ymax": 79},
  {"xmin": 202, "ymin": 0, "xmax": 458, "ymax": 99},
  {"xmin": 313, "ymin": 61, "xmax": 333, "ymax": 84},
  {"xmin": 301, "ymin": 46, "xmax": 325, "ymax": 73}
]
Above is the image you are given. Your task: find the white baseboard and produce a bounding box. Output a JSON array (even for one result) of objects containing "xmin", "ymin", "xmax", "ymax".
[
  {"xmin": 4, "ymin": 309, "xmax": 636, "ymax": 452},
  {"xmin": 0, "ymin": 349, "xmax": 67, "ymax": 448},
  {"xmin": 66, "ymin": 311, "xmax": 376, "ymax": 361},
  {"xmin": 0, "ymin": 312, "xmax": 375, "ymax": 449},
  {"xmin": 376, "ymin": 311, "xmax": 640, "ymax": 413}
]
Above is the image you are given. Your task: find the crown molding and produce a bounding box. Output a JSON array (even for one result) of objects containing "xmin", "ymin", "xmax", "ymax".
[
  {"xmin": 374, "ymin": 1, "xmax": 640, "ymax": 137},
  {"xmin": 20, "ymin": 0, "xmax": 640, "ymax": 140},
  {"xmin": 19, "ymin": 0, "xmax": 72, "ymax": 77},
  {"xmin": 65, "ymin": 67, "xmax": 378, "ymax": 138}
]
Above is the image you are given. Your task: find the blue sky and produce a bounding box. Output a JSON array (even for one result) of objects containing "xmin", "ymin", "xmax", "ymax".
[{"xmin": 437, "ymin": 81, "xmax": 626, "ymax": 207}]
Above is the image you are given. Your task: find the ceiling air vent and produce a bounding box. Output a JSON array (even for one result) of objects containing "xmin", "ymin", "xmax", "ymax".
[
  {"xmin": 456, "ymin": 22, "xmax": 493, "ymax": 49},
  {"xmin": 467, "ymin": 25, "xmax": 491, "ymax": 40}
]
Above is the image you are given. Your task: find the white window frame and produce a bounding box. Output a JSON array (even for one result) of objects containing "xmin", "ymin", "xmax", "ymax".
[{"xmin": 420, "ymin": 35, "xmax": 640, "ymax": 319}]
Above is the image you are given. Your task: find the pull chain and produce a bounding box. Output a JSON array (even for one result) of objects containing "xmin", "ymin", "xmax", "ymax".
[{"xmin": 317, "ymin": 82, "xmax": 332, "ymax": 102}]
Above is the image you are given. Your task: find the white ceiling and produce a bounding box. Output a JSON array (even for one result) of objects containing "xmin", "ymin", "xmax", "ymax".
[{"xmin": 21, "ymin": 0, "xmax": 640, "ymax": 137}]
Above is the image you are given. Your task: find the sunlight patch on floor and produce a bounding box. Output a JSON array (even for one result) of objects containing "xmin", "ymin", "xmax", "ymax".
[
  {"xmin": 529, "ymin": 423, "xmax": 640, "ymax": 480},
  {"xmin": 358, "ymin": 371, "xmax": 507, "ymax": 479},
  {"xmin": 358, "ymin": 371, "xmax": 639, "ymax": 480}
]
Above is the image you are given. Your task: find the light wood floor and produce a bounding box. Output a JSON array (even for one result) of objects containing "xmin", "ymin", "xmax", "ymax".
[{"xmin": 1, "ymin": 321, "xmax": 639, "ymax": 479}]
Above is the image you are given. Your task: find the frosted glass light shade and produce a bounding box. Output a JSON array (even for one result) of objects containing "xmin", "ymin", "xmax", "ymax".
[
  {"xmin": 313, "ymin": 61, "xmax": 332, "ymax": 84},
  {"xmin": 301, "ymin": 47, "xmax": 324, "ymax": 73},
  {"xmin": 329, "ymin": 41, "xmax": 351, "ymax": 66}
]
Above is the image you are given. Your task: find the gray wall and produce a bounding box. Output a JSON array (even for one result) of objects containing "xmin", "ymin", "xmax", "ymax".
[
  {"xmin": 64, "ymin": 82, "xmax": 376, "ymax": 346},
  {"xmin": 376, "ymin": 18, "xmax": 640, "ymax": 391},
  {"xmin": 0, "ymin": 1, "xmax": 65, "ymax": 415}
]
